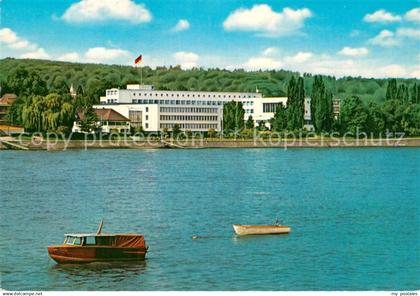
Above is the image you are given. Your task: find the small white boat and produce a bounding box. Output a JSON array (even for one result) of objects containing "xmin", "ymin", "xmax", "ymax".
[{"xmin": 232, "ymin": 224, "xmax": 291, "ymax": 235}]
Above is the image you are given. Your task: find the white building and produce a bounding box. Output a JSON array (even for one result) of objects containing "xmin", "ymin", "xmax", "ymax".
[
  {"xmin": 72, "ymin": 108, "xmax": 131, "ymax": 134},
  {"xmin": 95, "ymin": 84, "xmax": 313, "ymax": 132}
]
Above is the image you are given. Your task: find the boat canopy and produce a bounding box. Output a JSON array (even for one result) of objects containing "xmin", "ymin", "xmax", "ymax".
[{"xmin": 64, "ymin": 234, "xmax": 145, "ymax": 248}]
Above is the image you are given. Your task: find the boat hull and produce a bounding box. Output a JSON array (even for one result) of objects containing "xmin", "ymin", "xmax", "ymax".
[
  {"xmin": 48, "ymin": 245, "xmax": 147, "ymax": 264},
  {"xmin": 232, "ymin": 224, "xmax": 291, "ymax": 235}
]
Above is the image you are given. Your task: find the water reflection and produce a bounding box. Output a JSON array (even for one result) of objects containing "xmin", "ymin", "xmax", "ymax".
[{"xmin": 49, "ymin": 260, "xmax": 147, "ymax": 276}]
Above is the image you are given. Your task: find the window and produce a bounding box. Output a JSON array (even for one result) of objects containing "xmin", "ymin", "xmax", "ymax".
[
  {"xmin": 146, "ymin": 123, "xmax": 149, "ymax": 128},
  {"xmin": 145, "ymin": 115, "xmax": 149, "ymax": 120},
  {"xmin": 65, "ymin": 236, "xmax": 82, "ymax": 245},
  {"xmin": 263, "ymin": 103, "xmax": 280, "ymax": 113},
  {"xmin": 84, "ymin": 236, "xmax": 96, "ymax": 245},
  {"xmin": 146, "ymin": 107, "xmax": 149, "ymax": 112}
]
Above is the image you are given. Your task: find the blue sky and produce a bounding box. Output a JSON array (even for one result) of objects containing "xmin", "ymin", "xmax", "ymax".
[{"xmin": 1, "ymin": 0, "xmax": 419, "ymax": 78}]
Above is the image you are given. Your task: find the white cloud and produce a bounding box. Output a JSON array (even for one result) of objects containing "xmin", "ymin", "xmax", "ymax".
[
  {"xmin": 338, "ymin": 47, "xmax": 369, "ymax": 57},
  {"xmin": 241, "ymin": 57, "xmax": 283, "ymax": 70},
  {"xmin": 363, "ymin": 9, "xmax": 401, "ymax": 23},
  {"xmin": 369, "ymin": 27, "xmax": 420, "ymax": 47},
  {"xmin": 223, "ymin": 4, "xmax": 312, "ymax": 37},
  {"xmin": 405, "ymin": 8, "xmax": 420, "ymax": 23},
  {"xmin": 0, "ymin": 27, "xmax": 37, "ymax": 50},
  {"xmin": 262, "ymin": 47, "xmax": 279, "ymax": 56},
  {"xmin": 20, "ymin": 48, "xmax": 50, "ymax": 59},
  {"xmin": 396, "ymin": 27, "xmax": 420, "ymax": 39},
  {"xmin": 0, "ymin": 28, "xmax": 18, "ymax": 43},
  {"xmin": 284, "ymin": 51, "xmax": 313, "ymax": 63},
  {"xmin": 84, "ymin": 47, "xmax": 130, "ymax": 63},
  {"xmin": 171, "ymin": 19, "xmax": 190, "ymax": 32},
  {"xmin": 61, "ymin": 0, "xmax": 152, "ymax": 24},
  {"xmin": 377, "ymin": 64, "xmax": 408, "ymax": 77},
  {"xmin": 173, "ymin": 51, "xmax": 199, "ymax": 69},
  {"xmin": 58, "ymin": 52, "xmax": 80, "ymax": 62},
  {"xmin": 227, "ymin": 50, "xmax": 419, "ymax": 78},
  {"xmin": 369, "ymin": 30, "xmax": 400, "ymax": 47}
]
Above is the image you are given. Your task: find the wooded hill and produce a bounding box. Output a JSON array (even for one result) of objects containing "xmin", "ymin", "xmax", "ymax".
[{"xmin": 1, "ymin": 57, "xmax": 418, "ymax": 104}]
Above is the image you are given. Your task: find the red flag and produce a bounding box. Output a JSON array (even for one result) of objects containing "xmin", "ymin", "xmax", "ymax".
[{"xmin": 134, "ymin": 54, "xmax": 142, "ymax": 64}]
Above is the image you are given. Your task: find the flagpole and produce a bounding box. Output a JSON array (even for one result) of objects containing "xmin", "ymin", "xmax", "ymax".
[{"xmin": 134, "ymin": 54, "xmax": 143, "ymax": 86}]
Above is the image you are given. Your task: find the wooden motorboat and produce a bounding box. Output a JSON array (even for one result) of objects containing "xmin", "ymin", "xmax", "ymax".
[
  {"xmin": 232, "ymin": 224, "xmax": 291, "ymax": 235},
  {"xmin": 48, "ymin": 221, "xmax": 148, "ymax": 264}
]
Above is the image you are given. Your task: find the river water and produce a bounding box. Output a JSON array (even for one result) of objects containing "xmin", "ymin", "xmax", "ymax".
[{"xmin": 0, "ymin": 148, "xmax": 419, "ymax": 290}]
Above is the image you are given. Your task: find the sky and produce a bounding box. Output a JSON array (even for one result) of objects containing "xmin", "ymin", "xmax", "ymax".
[{"xmin": 0, "ymin": 0, "xmax": 419, "ymax": 78}]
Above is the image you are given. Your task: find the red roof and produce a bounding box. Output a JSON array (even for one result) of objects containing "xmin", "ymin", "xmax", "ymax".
[
  {"xmin": 0, "ymin": 93, "xmax": 17, "ymax": 105},
  {"xmin": 78, "ymin": 108, "xmax": 129, "ymax": 122}
]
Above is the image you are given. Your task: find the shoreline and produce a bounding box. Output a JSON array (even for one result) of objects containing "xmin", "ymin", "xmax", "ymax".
[{"xmin": 1, "ymin": 138, "xmax": 420, "ymax": 151}]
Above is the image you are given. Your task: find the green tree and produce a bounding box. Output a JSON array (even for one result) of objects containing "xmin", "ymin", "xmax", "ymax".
[
  {"xmin": 366, "ymin": 102, "xmax": 385, "ymax": 135},
  {"xmin": 410, "ymin": 83, "xmax": 419, "ymax": 104},
  {"xmin": 271, "ymin": 103, "xmax": 287, "ymax": 131},
  {"xmin": 386, "ymin": 79, "xmax": 398, "ymax": 101},
  {"xmin": 245, "ymin": 115, "xmax": 254, "ymax": 129},
  {"xmin": 172, "ymin": 123, "xmax": 181, "ymax": 136},
  {"xmin": 21, "ymin": 93, "xmax": 74, "ymax": 132},
  {"xmin": 397, "ymin": 84, "xmax": 409, "ymax": 103},
  {"xmin": 207, "ymin": 128, "xmax": 217, "ymax": 138},
  {"xmin": 311, "ymin": 76, "xmax": 333, "ymax": 132},
  {"xmin": 286, "ymin": 77, "xmax": 304, "ymax": 130},
  {"xmin": 79, "ymin": 105, "xmax": 98, "ymax": 133},
  {"xmin": 223, "ymin": 101, "xmax": 245, "ymax": 133},
  {"xmin": 340, "ymin": 96, "xmax": 369, "ymax": 134},
  {"xmin": 6, "ymin": 67, "xmax": 48, "ymax": 97}
]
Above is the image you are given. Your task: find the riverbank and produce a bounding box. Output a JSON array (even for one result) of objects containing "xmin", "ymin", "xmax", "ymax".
[{"xmin": 1, "ymin": 137, "xmax": 420, "ymax": 150}]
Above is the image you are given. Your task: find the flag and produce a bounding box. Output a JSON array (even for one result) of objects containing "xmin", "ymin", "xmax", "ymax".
[{"xmin": 134, "ymin": 54, "xmax": 142, "ymax": 65}]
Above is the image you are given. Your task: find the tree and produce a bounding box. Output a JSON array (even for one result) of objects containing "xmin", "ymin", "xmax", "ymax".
[
  {"xmin": 285, "ymin": 76, "xmax": 305, "ymax": 130},
  {"xmin": 410, "ymin": 83, "xmax": 419, "ymax": 104},
  {"xmin": 257, "ymin": 120, "xmax": 268, "ymax": 131},
  {"xmin": 340, "ymin": 96, "xmax": 369, "ymax": 135},
  {"xmin": 386, "ymin": 79, "xmax": 398, "ymax": 101},
  {"xmin": 223, "ymin": 100, "xmax": 245, "ymax": 133},
  {"xmin": 207, "ymin": 128, "xmax": 217, "ymax": 138},
  {"xmin": 397, "ymin": 84, "xmax": 409, "ymax": 103},
  {"xmin": 366, "ymin": 102, "xmax": 385, "ymax": 135},
  {"xmin": 172, "ymin": 123, "xmax": 181, "ymax": 136},
  {"xmin": 6, "ymin": 67, "xmax": 48, "ymax": 97},
  {"xmin": 245, "ymin": 115, "xmax": 254, "ymax": 129},
  {"xmin": 311, "ymin": 76, "xmax": 333, "ymax": 132},
  {"xmin": 6, "ymin": 98, "xmax": 24, "ymax": 126},
  {"xmin": 21, "ymin": 93, "xmax": 74, "ymax": 132},
  {"xmin": 271, "ymin": 103, "xmax": 287, "ymax": 131},
  {"xmin": 79, "ymin": 105, "xmax": 98, "ymax": 133}
]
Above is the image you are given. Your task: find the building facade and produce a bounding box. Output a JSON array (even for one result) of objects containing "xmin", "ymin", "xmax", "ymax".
[
  {"xmin": 96, "ymin": 84, "xmax": 261, "ymax": 132},
  {"xmin": 72, "ymin": 108, "xmax": 131, "ymax": 134},
  {"xmin": 0, "ymin": 93, "xmax": 17, "ymax": 125},
  {"xmin": 95, "ymin": 84, "xmax": 315, "ymax": 132}
]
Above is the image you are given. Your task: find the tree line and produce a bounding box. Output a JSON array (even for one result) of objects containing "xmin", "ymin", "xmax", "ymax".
[
  {"xmin": 223, "ymin": 76, "xmax": 420, "ymax": 136},
  {"xmin": 1, "ymin": 58, "xmax": 419, "ymax": 136}
]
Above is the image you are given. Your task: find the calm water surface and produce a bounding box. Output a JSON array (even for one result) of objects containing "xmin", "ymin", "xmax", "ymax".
[{"xmin": 0, "ymin": 148, "xmax": 419, "ymax": 290}]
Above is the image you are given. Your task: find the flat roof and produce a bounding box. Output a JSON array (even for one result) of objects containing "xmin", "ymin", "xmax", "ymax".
[{"xmin": 64, "ymin": 233, "xmax": 142, "ymax": 237}]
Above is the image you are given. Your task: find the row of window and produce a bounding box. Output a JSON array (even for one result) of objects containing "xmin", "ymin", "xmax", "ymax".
[
  {"xmin": 130, "ymin": 92, "xmax": 256, "ymax": 99},
  {"xmin": 245, "ymin": 109, "xmax": 254, "ymax": 114},
  {"xmin": 101, "ymin": 121, "xmax": 130, "ymax": 126},
  {"xmin": 160, "ymin": 123, "xmax": 218, "ymax": 129},
  {"xmin": 160, "ymin": 115, "xmax": 218, "ymax": 121},
  {"xmin": 160, "ymin": 107, "xmax": 219, "ymax": 113},
  {"xmin": 263, "ymin": 103, "xmax": 282, "ymax": 113},
  {"xmin": 132, "ymin": 99, "xmax": 224, "ymax": 106}
]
